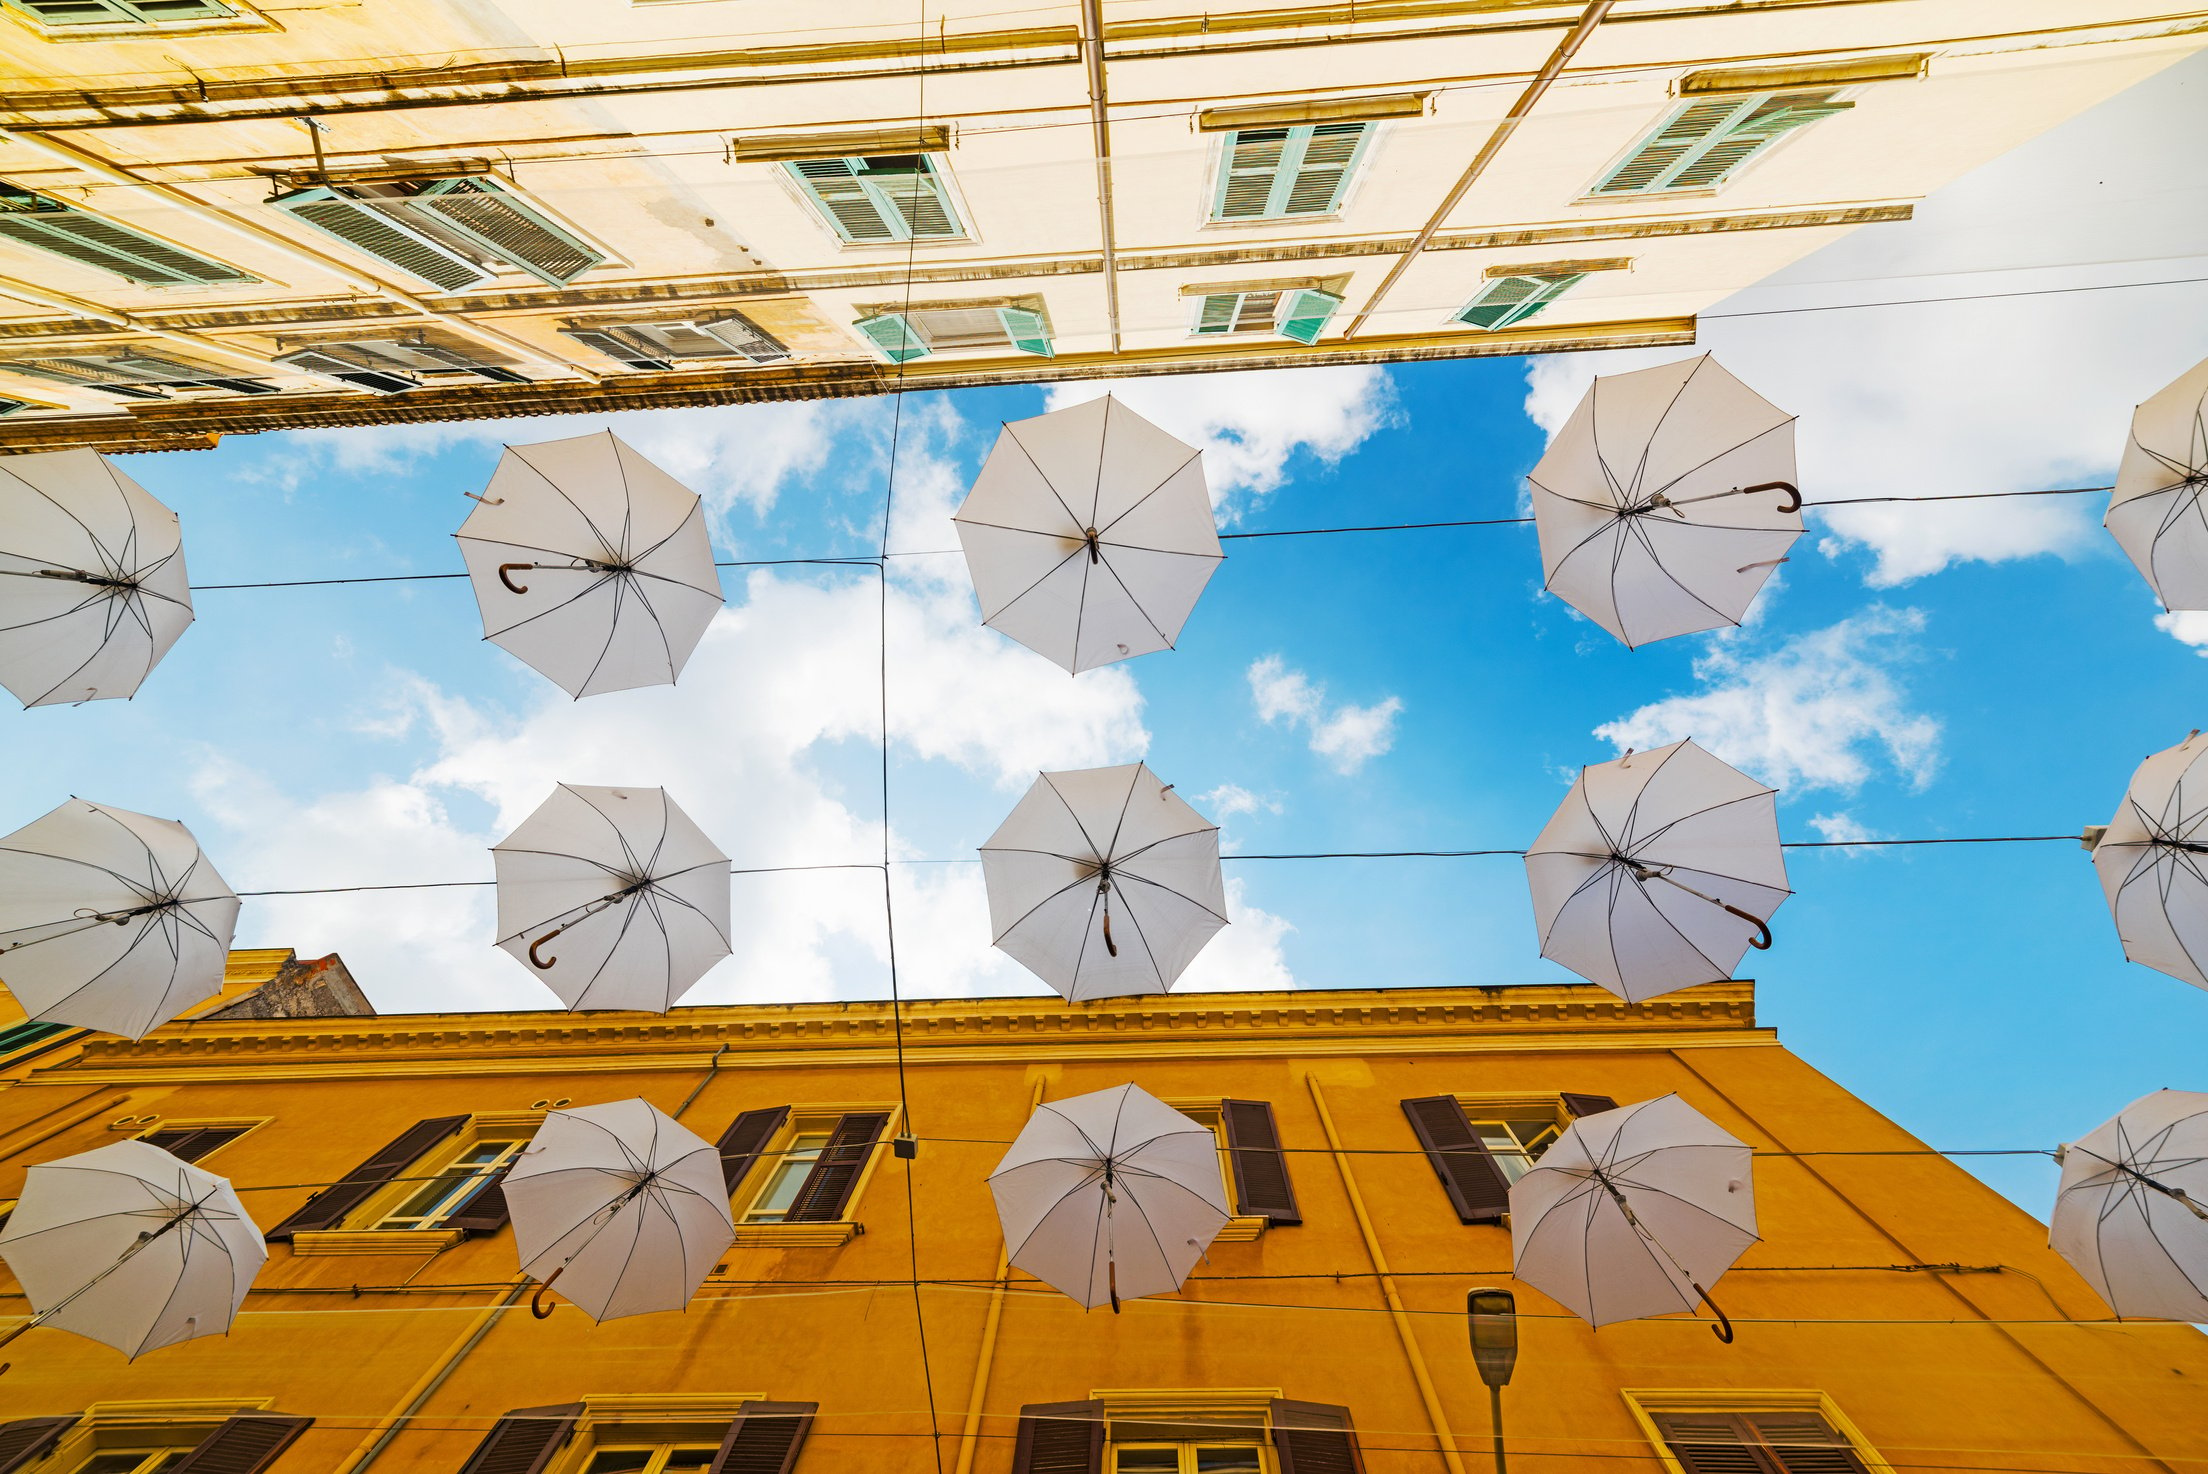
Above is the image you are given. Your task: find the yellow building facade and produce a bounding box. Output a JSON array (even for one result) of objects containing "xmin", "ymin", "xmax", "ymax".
[
  {"xmin": 0, "ymin": 1, "xmax": 2199, "ymax": 451},
  {"xmin": 0, "ymin": 955, "xmax": 2204, "ymax": 1473}
]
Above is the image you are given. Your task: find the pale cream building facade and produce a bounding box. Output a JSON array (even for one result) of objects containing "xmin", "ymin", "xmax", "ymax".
[{"xmin": 0, "ymin": 0, "xmax": 2198, "ymax": 451}]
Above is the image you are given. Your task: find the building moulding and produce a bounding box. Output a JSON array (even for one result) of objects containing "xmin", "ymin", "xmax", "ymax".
[{"xmin": 0, "ymin": 316, "xmax": 1693, "ymax": 454}]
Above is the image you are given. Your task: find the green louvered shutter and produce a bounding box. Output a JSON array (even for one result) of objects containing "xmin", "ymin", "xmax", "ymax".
[
  {"xmin": 0, "ymin": 398, "xmax": 27, "ymax": 417},
  {"xmin": 789, "ymin": 154, "xmax": 965, "ymax": 244},
  {"xmin": 268, "ymin": 186, "xmax": 489, "ymax": 292},
  {"xmin": 404, "ymin": 178, "xmax": 604, "ymax": 287},
  {"xmin": 1193, "ymin": 293, "xmax": 1242, "ymax": 334},
  {"xmin": 1213, "ymin": 123, "xmax": 1372, "ymax": 220},
  {"xmin": 996, "ymin": 307, "xmax": 1052, "ymax": 357},
  {"xmin": 1274, "ymin": 288, "xmax": 1342, "ymax": 344},
  {"xmin": 1592, "ymin": 93, "xmax": 1850, "ymax": 195},
  {"xmin": 6, "ymin": 0, "xmax": 237, "ymax": 23},
  {"xmin": 1456, "ymin": 273, "xmax": 1582, "ymax": 330},
  {"xmin": 0, "ymin": 183, "xmax": 251, "ymax": 285},
  {"xmin": 788, "ymin": 159, "xmax": 897, "ymax": 242},
  {"xmin": 873, "ymin": 159, "xmax": 961, "ymax": 239},
  {"xmin": 1215, "ymin": 129, "xmax": 1291, "ymax": 219},
  {"xmin": 856, "ymin": 313, "xmax": 929, "ymax": 362}
]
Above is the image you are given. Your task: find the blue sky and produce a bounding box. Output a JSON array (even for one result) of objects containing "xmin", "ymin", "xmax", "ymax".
[{"xmin": 4, "ymin": 53, "xmax": 2205, "ymax": 1216}]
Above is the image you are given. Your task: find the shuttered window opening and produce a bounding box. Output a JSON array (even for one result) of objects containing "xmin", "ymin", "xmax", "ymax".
[
  {"xmin": 264, "ymin": 1114, "xmax": 520, "ymax": 1240},
  {"xmin": 1269, "ymin": 1401, "xmax": 1364, "ymax": 1474},
  {"xmin": 0, "ymin": 184, "xmax": 254, "ymax": 286},
  {"xmin": 0, "ymin": 1417, "xmax": 77, "ymax": 1474},
  {"xmin": 786, "ymin": 154, "xmax": 965, "ymax": 243},
  {"xmin": 1455, "ymin": 273, "xmax": 1584, "ymax": 332},
  {"xmin": 136, "ymin": 1123, "xmax": 251, "ymax": 1163},
  {"xmin": 274, "ymin": 337, "xmax": 529, "ymax": 394},
  {"xmin": 1650, "ymin": 1410, "xmax": 1873, "ymax": 1474},
  {"xmin": 559, "ymin": 314, "xmax": 789, "ymax": 372},
  {"xmin": 1011, "ymin": 1401, "xmax": 1105, "ymax": 1474},
  {"xmin": 723, "ymin": 1107, "xmax": 890, "ymax": 1223},
  {"xmin": 0, "ymin": 352, "xmax": 273, "ymax": 399},
  {"xmin": 269, "ymin": 176, "xmax": 607, "ymax": 291},
  {"xmin": 375, "ymin": 1136, "xmax": 526, "ymax": 1230},
  {"xmin": 1219, "ymin": 1100, "xmax": 1300, "ymax": 1224},
  {"xmin": 2, "ymin": 0, "xmax": 237, "ymax": 25},
  {"xmin": 1401, "ymin": 1095, "xmax": 1513, "ymax": 1223},
  {"xmin": 1190, "ymin": 289, "xmax": 1342, "ymax": 346},
  {"xmin": 0, "ymin": 398, "xmax": 27, "ymax": 417},
  {"xmin": 853, "ymin": 305, "xmax": 1051, "ymax": 363},
  {"xmin": 269, "ymin": 185, "xmax": 488, "ymax": 293},
  {"xmin": 405, "ymin": 177, "xmax": 606, "ymax": 287},
  {"xmin": 166, "ymin": 1415, "xmax": 313, "ymax": 1474},
  {"xmin": 1590, "ymin": 92, "xmax": 1851, "ymax": 195},
  {"xmin": 707, "ymin": 1401, "xmax": 817, "ymax": 1474},
  {"xmin": 459, "ymin": 1404, "xmax": 584, "ymax": 1474},
  {"xmin": 1211, "ymin": 123, "xmax": 1372, "ymax": 222}
]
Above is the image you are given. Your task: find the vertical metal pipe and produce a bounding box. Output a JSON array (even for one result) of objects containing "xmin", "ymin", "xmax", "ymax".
[{"xmin": 1078, "ymin": 0, "xmax": 1122, "ymax": 353}]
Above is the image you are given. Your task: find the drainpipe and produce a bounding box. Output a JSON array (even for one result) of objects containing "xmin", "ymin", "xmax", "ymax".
[
  {"xmin": 0, "ymin": 128, "xmax": 598, "ymax": 382},
  {"xmin": 1078, "ymin": 0, "xmax": 1122, "ymax": 353},
  {"xmin": 1342, "ymin": 0, "xmax": 1611, "ymax": 341},
  {"xmin": 332, "ymin": 1280, "xmax": 530, "ymax": 1474}
]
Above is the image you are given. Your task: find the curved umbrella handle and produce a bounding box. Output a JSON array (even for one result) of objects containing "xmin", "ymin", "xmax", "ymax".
[
  {"xmin": 528, "ymin": 926, "xmax": 567, "ymax": 970},
  {"xmin": 1691, "ymin": 1281, "xmax": 1735, "ymax": 1343},
  {"xmin": 530, "ymin": 1267, "xmax": 563, "ymax": 1320},
  {"xmin": 1722, "ymin": 903, "xmax": 1773, "ymax": 951},
  {"xmin": 1740, "ymin": 480, "xmax": 1802, "ymax": 513},
  {"xmin": 1108, "ymin": 1258, "xmax": 1120, "ymax": 1315},
  {"xmin": 498, "ymin": 563, "xmax": 533, "ymax": 595}
]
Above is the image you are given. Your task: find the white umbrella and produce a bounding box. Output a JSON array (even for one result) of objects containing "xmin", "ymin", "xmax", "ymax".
[
  {"xmin": 1529, "ymin": 355, "xmax": 1801, "ymax": 648},
  {"xmin": 2090, "ymin": 731, "xmax": 2208, "ymax": 993},
  {"xmin": 0, "ymin": 448, "xmax": 193, "ymax": 708},
  {"xmin": 2051, "ymin": 1089, "xmax": 2208, "ymax": 1321},
  {"xmin": 2106, "ymin": 354, "xmax": 2208, "ymax": 610},
  {"xmin": 979, "ymin": 763, "xmax": 1227, "ymax": 1002},
  {"xmin": 1525, "ymin": 739, "xmax": 1789, "ymax": 1003},
  {"xmin": 988, "ymin": 1084, "xmax": 1229, "ymax": 1311},
  {"xmin": 455, "ymin": 431, "xmax": 722, "ymax": 698},
  {"xmin": 1510, "ymin": 1094, "xmax": 1757, "ymax": 1339},
  {"xmin": 492, "ymin": 785, "xmax": 732, "ymax": 1013},
  {"xmin": 506, "ymin": 1099, "xmax": 735, "ymax": 1323},
  {"xmin": 0, "ymin": 1138, "xmax": 264, "ymax": 1359},
  {"xmin": 953, "ymin": 395, "xmax": 1222, "ymax": 674},
  {"xmin": 0, "ymin": 798, "xmax": 239, "ymax": 1038}
]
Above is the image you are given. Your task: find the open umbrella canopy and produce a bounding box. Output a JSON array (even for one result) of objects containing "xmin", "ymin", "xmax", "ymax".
[
  {"xmin": 988, "ymin": 1084, "xmax": 1229, "ymax": 1310},
  {"xmin": 1525, "ymin": 739, "xmax": 1789, "ymax": 1003},
  {"xmin": 0, "ymin": 799, "xmax": 239, "ymax": 1038},
  {"xmin": 2051, "ymin": 1089, "xmax": 2208, "ymax": 1322},
  {"xmin": 1510, "ymin": 1094, "xmax": 1757, "ymax": 1335},
  {"xmin": 1529, "ymin": 355, "xmax": 1801, "ymax": 648},
  {"xmin": 2090, "ymin": 730, "xmax": 2208, "ymax": 993},
  {"xmin": 0, "ymin": 448, "xmax": 193, "ymax": 708},
  {"xmin": 979, "ymin": 763, "xmax": 1227, "ymax": 1002},
  {"xmin": 0, "ymin": 1138, "xmax": 264, "ymax": 1359},
  {"xmin": 455, "ymin": 431, "xmax": 722, "ymax": 698},
  {"xmin": 506, "ymin": 1098, "xmax": 735, "ymax": 1323},
  {"xmin": 953, "ymin": 395, "xmax": 1222, "ymax": 674},
  {"xmin": 2106, "ymin": 353, "xmax": 2208, "ymax": 610},
  {"xmin": 493, "ymin": 785, "xmax": 732, "ymax": 1013}
]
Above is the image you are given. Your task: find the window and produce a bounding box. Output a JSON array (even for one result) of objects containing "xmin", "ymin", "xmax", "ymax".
[
  {"xmin": 70, "ymin": 1451, "xmax": 193, "ymax": 1474},
  {"xmin": 2, "ymin": 0, "xmax": 239, "ymax": 29},
  {"xmin": 0, "ymin": 1018, "xmax": 70, "ymax": 1058},
  {"xmin": 0, "ymin": 351, "xmax": 272, "ymax": 399},
  {"xmin": 0, "ymin": 183, "xmax": 253, "ymax": 287},
  {"xmin": 580, "ymin": 1445, "xmax": 721, "ymax": 1473},
  {"xmin": 375, "ymin": 1138, "xmax": 525, "ymax": 1231},
  {"xmin": 459, "ymin": 1399, "xmax": 811, "ymax": 1474},
  {"xmin": 1017, "ymin": 1397, "xmax": 1361, "ymax": 1474},
  {"xmin": 853, "ymin": 305, "xmax": 1051, "ymax": 363},
  {"xmin": 1589, "ymin": 92, "xmax": 1851, "ymax": 196},
  {"xmin": 269, "ymin": 176, "xmax": 605, "ymax": 290},
  {"xmin": 1463, "ymin": 1114, "xmax": 1561, "ymax": 1184},
  {"xmin": 135, "ymin": 1121, "xmax": 256, "ymax": 1164},
  {"xmin": 1210, "ymin": 122, "xmax": 1372, "ymax": 222},
  {"xmin": 1628, "ymin": 1394, "xmax": 1886, "ymax": 1474},
  {"xmin": 1456, "ymin": 273, "xmax": 1583, "ymax": 331},
  {"xmin": 717, "ymin": 1106, "xmax": 892, "ymax": 1232},
  {"xmin": 1189, "ymin": 288, "xmax": 1343, "ymax": 346},
  {"xmin": 559, "ymin": 314, "xmax": 788, "ymax": 371},
  {"xmin": 26, "ymin": 1413, "xmax": 312, "ymax": 1474},
  {"xmin": 1112, "ymin": 1443, "xmax": 1268, "ymax": 1472},
  {"xmin": 274, "ymin": 337, "xmax": 528, "ymax": 394},
  {"xmin": 786, "ymin": 154, "xmax": 964, "ymax": 243},
  {"xmin": 1166, "ymin": 1100, "xmax": 1299, "ymax": 1230},
  {"xmin": 1402, "ymin": 1093, "xmax": 1616, "ymax": 1223}
]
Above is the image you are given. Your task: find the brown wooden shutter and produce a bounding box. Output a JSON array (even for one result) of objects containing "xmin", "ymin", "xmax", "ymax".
[
  {"xmin": 1009, "ymin": 1401, "xmax": 1102, "ymax": 1474},
  {"xmin": 1650, "ymin": 1413, "xmax": 1780, "ymax": 1474},
  {"xmin": 1400, "ymin": 1097, "xmax": 1511, "ymax": 1224},
  {"xmin": 1270, "ymin": 1400, "xmax": 1365, "ymax": 1474},
  {"xmin": 1560, "ymin": 1093, "xmax": 1620, "ymax": 1118},
  {"xmin": 1221, "ymin": 1099, "xmax": 1300, "ymax": 1224},
  {"xmin": 0, "ymin": 1417, "xmax": 76, "ymax": 1472},
  {"xmin": 706, "ymin": 1400, "xmax": 817, "ymax": 1474},
  {"xmin": 784, "ymin": 1111, "xmax": 889, "ymax": 1223},
  {"xmin": 1750, "ymin": 1412, "xmax": 1872, "ymax": 1474},
  {"xmin": 139, "ymin": 1125, "xmax": 248, "ymax": 1163},
  {"xmin": 717, "ymin": 1106, "xmax": 791, "ymax": 1194},
  {"xmin": 265, "ymin": 1116, "xmax": 467, "ymax": 1240},
  {"xmin": 442, "ymin": 1164, "xmax": 514, "ymax": 1236},
  {"xmin": 456, "ymin": 1405, "xmax": 584, "ymax": 1474},
  {"xmin": 169, "ymin": 1415, "xmax": 313, "ymax": 1473}
]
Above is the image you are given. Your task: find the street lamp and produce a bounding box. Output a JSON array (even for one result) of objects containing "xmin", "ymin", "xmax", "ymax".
[{"xmin": 1467, "ymin": 1288, "xmax": 1517, "ymax": 1474}]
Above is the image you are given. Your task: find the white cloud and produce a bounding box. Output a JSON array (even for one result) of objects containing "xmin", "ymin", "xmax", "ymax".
[
  {"xmin": 1046, "ymin": 364, "xmax": 1398, "ymax": 517},
  {"xmin": 1522, "ymin": 52, "xmax": 2208, "ymax": 590},
  {"xmin": 201, "ymin": 411, "xmax": 1302, "ymax": 1011},
  {"xmin": 1247, "ymin": 655, "xmax": 1403, "ymax": 775},
  {"xmin": 1593, "ymin": 607, "xmax": 1942, "ymax": 793},
  {"xmin": 1200, "ymin": 783, "xmax": 1283, "ymax": 821},
  {"xmin": 1806, "ymin": 812, "xmax": 1886, "ymax": 851},
  {"xmin": 2155, "ymin": 609, "xmax": 2208, "ymax": 656}
]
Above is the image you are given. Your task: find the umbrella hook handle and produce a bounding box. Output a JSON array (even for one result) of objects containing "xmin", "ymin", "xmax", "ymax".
[
  {"xmin": 1691, "ymin": 1281, "xmax": 1735, "ymax": 1343},
  {"xmin": 464, "ymin": 491, "xmax": 506, "ymax": 505},
  {"xmin": 1634, "ymin": 865, "xmax": 1773, "ymax": 950},
  {"xmin": 1097, "ymin": 875, "xmax": 1118, "ymax": 957},
  {"xmin": 530, "ymin": 1267, "xmax": 563, "ymax": 1320},
  {"xmin": 498, "ymin": 563, "xmax": 534, "ymax": 595},
  {"xmin": 1739, "ymin": 480, "xmax": 1802, "ymax": 513},
  {"xmin": 1722, "ymin": 903, "xmax": 1773, "ymax": 951},
  {"xmin": 1084, "ymin": 528, "xmax": 1102, "ymax": 565},
  {"xmin": 528, "ymin": 925, "xmax": 567, "ymax": 970}
]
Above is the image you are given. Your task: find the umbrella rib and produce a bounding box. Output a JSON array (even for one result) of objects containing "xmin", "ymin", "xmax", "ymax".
[
  {"xmin": 1642, "ymin": 417, "xmax": 1797, "ymax": 504},
  {"xmin": 476, "ymin": 570, "xmax": 623, "ymax": 641},
  {"xmin": 1115, "ymin": 867, "xmax": 1230, "ymax": 928},
  {"xmin": 503, "ymin": 445, "xmax": 623, "ymax": 559},
  {"xmin": 1100, "ymin": 765, "xmax": 1146, "ymax": 873},
  {"xmin": 1093, "ymin": 446, "xmax": 1206, "ymax": 542},
  {"xmin": 975, "ymin": 541, "xmax": 1088, "ymax": 625},
  {"xmin": 1097, "ymin": 826, "xmax": 1217, "ymax": 872},
  {"xmin": 1103, "ymin": 877, "xmax": 1171, "ymax": 990},
  {"xmin": 1037, "ymin": 773, "xmax": 1111, "ymax": 868},
  {"xmin": 572, "ymin": 573, "xmax": 635, "ymax": 697},
  {"xmin": 1089, "ymin": 551, "xmax": 1174, "ymax": 650},
  {"xmin": 987, "ymin": 869, "xmax": 1099, "ymax": 946},
  {"xmin": 1000, "ymin": 421, "xmax": 1091, "ymax": 534},
  {"xmin": 1068, "ymin": 548, "xmax": 1095, "ymax": 670}
]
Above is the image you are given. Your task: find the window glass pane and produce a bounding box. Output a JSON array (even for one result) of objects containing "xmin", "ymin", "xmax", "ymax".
[
  {"xmin": 382, "ymin": 1140, "xmax": 517, "ymax": 1227},
  {"xmin": 1115, "ymin": 1450, "xmax": 1181, "ymax": 1472},
  {"xmin": 661, "ymin": 1450, "xmax": 721, "ymax": 1474},
  {"xmin": 748, "ymin": 1132, "xmax": 831, "ymax": 1221},
  {"xmin": 583, "ymin": 1452, "xmax": 656, "ymax": 1473},
  {"xmin": 913, "ymin": 308, "xmax": 1010, "ymax": 349},
  {"xmin": 1196, "ymin": 1449, "xmax": 1264, "ymax": 1473}
]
